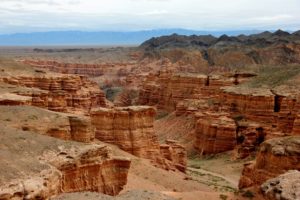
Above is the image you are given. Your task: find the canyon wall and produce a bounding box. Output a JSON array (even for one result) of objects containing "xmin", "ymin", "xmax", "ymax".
[
  {"xmin": 0, "ymin": 126, "xmax": 131, "ymax": 200},
  {"xmin": 239, "ymin": 136, "xmax": 300, "ymax": 189},
  {"xmin": 91, "ymin": 106, "xmax": 187, "ymax": 171},
  {"xmin": 139, "ymin": 72, "xmax": 238, "ymax": 112},
  {"xmin": 91, "ymin": 106, "xmax": 161, "ymax": 160},
  {"xmin": 160, "ymin": 140, "xmax": 187, "ymax": 172},
  {"xmin": 194, "ymin": 112, "xmax": 237, "ymax": 154},
  {"xmin": 0, "ymin": 73, "xmax": 106, "ymax": 113}
]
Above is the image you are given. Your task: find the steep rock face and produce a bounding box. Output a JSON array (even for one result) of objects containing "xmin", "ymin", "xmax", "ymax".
[
  {"xmin": 0, "ymin": 126, "xmax": 131, "ymax": 199},
  {"xmin": 221, "ymin": 87, "xmax": 275, "ymax": 123},
  {"xmin": 194, "ymin": 112, "xmax": 237, "ymax": 154},
  {"xmin": 160, "ymin": 140, "xmax": 187, "ymax": 172},
  {"xmin": 91, "ymin": 106, "xmax": 187, "ymax": 171},
  {"xmin": 1, "ymin": 74, "xmax": 106, "ymax": 113},
  {"xmin": 234, "ymin": 121, "xmax": 266, "ymax": 159},
  {"xmin": 292, "ymin": 114, "xmax": 300, "ymax": 135},
  {"xmin": 47, "ymin": 145, "xmax": 131, "ymax": 195},
  {"xmin": 239, "ymin": 136, "xmax": 300, "ymax": 189},
  {"xmin": 91, "ymin": 106, "xmax": 161, "ymax": 160},
  {"xmin": 261, "ymin": 170, "xmax": 300, "ymax": 200},
  {"xmin": 139, "ymin": 72, "xmax": 238, "ymax": 112}
]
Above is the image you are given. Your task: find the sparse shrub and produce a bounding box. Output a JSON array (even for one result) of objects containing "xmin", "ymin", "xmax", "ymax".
[
  {"xmin": 155, "ymin": 111, "xmax": 169, "ymax": 120},
  {"xmin": 242, "ymin": 190, "xmax": 255, "ymax": 199},
  {"xmin": 232, "ymin": 114, "xmax": 244, "ymax": 122},
  {"xmin": 219, "ymin": 194, "xmax": 228, "ymax": 200}
]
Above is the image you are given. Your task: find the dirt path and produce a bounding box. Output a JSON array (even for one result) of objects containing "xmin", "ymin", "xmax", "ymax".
[{"xmin": 187, "ymin": 167, "xmax": 239, "ymax": 188}]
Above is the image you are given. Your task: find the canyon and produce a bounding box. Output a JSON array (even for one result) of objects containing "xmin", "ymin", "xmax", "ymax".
[{"xmin": 0, "ymin": 30, "xmax": 300, "ymax": 200}]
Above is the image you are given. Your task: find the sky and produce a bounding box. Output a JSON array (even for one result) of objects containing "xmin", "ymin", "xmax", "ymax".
[{"xmin": 0, "ymin": 0, "xmax": 299, "ymax": 34}]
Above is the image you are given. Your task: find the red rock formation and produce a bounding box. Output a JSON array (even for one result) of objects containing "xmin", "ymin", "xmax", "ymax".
[
  {"xmin": 261, "ymin": 170, "xmax": 300, "ymax": 200},
  {"xmin": 239, "ymin": 136, "xmax": 300, "ymax": 189},
  {"xmin": 160, "ymin": 140, "xmax": 187, "ymax": 172},
  {"xmin": 48, "ymin": 145, "xmax": 131, "ymax": 195},
  {"xmin": 91, "ymin": 106, "xmax": 187, "ymax": 171},
  {"xmin": 91, "ymin": 106, "xmax": 161, "ymax": 160},
  {"xmin": 138, "ymin": 72, "xmax": 252, "ymax": 113},
  {"xmin": 1, "ymin": 74, "xmax": 106, "ymax": 113},
  {"xmin": 221, "ymin": 87, "xmax": 275, "ymax": 123},
  {"xmin": 0, "ymin": 144, "xmax": 131, "ymax": 199},
  {"xmin": 234, "ymin": 121, "xmax": 266, "ymax": 159},
  {"xmin": 194, "ymin": 112, "xmax": 237, "ymax": 154},
  {"xmin": 292, "ymin": 114, "xmax": 300, "ymax": 135}
]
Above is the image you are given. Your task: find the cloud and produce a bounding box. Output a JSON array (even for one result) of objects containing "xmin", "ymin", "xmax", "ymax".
[{"xmin": 0, "ymin": 0, "xmax": 299, "ymax": 33}]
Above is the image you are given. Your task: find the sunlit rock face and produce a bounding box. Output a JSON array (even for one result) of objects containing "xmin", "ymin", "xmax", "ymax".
[{"xmin": 239, "ymin": 136, "xmax": 300, "ymax": 189}]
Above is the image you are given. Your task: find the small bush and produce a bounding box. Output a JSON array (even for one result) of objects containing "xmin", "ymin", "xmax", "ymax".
[
  {"xmin": 219, "ymin": 194, "xmax": 228, "ymax": 200},
  {"xmin": 242, "ymin": 190, "xmax": 255, "ymax": 199}
]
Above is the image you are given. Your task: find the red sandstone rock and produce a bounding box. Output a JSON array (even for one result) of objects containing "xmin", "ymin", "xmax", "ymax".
[
  {"xmin": 91, "ymin": 106, "xmax": 161, "ymax": 160},
  {"xmin": 194, "ymin": 111, "xmax": 237, "ymax": 154},
  {"xmin": 239, "ymin": 136, "xmax": 300, "ymax": 189},
  {"xmin": 160, "ymin": 140, "xmax": 187, "ymax": 172},
  {"xmin": 234, "ymin": 121, "xmax": 266, "ymax": 159},
  {"xmin": 0, "ymin": 73, "xmax": 106, "ymax": 113},
  {"xmin": 91, "ymin": 106, "xmax": 187, "ymax": 171}
]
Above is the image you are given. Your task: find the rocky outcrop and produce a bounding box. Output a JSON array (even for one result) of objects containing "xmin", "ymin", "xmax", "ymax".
[
  {"xmin": 91, "ymin": 106, "xmax": 161, "ymax": 161},
  {"xmin": 160, "ymin": 140, "xmax": 187, "ymax": 172},
  {"xmin": 0, "ymin": 74, "xmax": 106, "ymax": 113},
  {"xmin": 239, "ymin": 136, "xmax": 300, "ymax": 189},
  {"xmin": 194, "ymin": 112, "xmax": 237, "ymax": 155},
  {"xmin": 0, "ymin": 126, "xmax": 131, "ymax": 199},
  {"xmin": 234, "ymin": 121, "xmax": 266, "ymax": 159},
  {"xmin": 47, "ymin": 145, "xmax": 131, "ymax": 195},
  {"xmin": 261, "ymin": 170, "xmax": 300, "ymax": 200},
  {"xmin": 292, "ymin": 114, "xmax": 300, "ymax": 135},
  {"xmin": 0, "ymin": 106, "xmax": 95, "ymax": 143},
  {"xmin": 139, "ymin": 72, "xmax": 238, "ymax": 112},
  {"xmin": 221, "ymin": 87, "xmax": 275, "ymax": 123},
  {"xmin": 91, "ymin": 106, "xmax": 187, "ymax": 171}
]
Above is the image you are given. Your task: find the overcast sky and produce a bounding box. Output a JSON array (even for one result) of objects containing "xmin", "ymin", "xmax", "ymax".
[{"xmin": 0, "ymin": 0, "xmax": 299, "ymax": 34}]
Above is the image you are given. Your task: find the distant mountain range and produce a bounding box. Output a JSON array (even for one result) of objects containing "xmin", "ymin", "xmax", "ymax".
[{"xmin": 0, "ymin": 29, "xmax": 270, "ymax": 46}]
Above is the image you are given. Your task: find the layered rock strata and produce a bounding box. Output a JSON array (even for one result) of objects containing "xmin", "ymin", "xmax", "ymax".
[
  {"xmin": 160, "ymin": 140, "xmax": 187, "ymax": 172},
  {"xmin": 0, "ymin": 126, "xmax": 131, "ymax": 199},
  {"xmin": 194, "ymin": 112, "xmax": 237, "ymax": 154},
  {"xmin": 234, "ymin": 121, "xmax": 266, "ymax": 159},
  {"xmin": 139, "ymin": 72, "xmax": 239, "ymax": 112},
  {"xmin": 0, "ymin": 74, "xmax": 106, "ymax": 113},
  {"xmin": 91, "ymin": 106, "xmax": 160, "ymax": 160},
  {"xmin": 91, "ymin": 106, "xmax": 187, "ymax": 171},
  {"xmin": 239, "ymin": 136, "xmax": 300, "ymax": 189}
]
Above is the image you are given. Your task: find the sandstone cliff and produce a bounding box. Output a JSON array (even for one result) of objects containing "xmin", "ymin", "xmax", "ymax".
[
  {"xmin": 194, "ymin": 112, "xmax": 237, "ymax": 154},
  {"xmin": 0, "ymin": 126, "xmax": 131, "ymax": 199},
  {"xmin": 239, "ymin": 136, "xmax": 300, "ymax": 189},
  {"xmin": 0, "ymin": 61, "xmax": 107, "ymax": 113},
  {"xmin": 91, "ymin": 106, "xmax": 187, "ymax": 171}
]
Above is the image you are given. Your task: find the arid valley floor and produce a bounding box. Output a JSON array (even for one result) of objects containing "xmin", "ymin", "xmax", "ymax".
[{"xmin": 1, "ymin": 30, "xmax": 300, "ymax": 200}]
